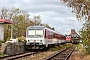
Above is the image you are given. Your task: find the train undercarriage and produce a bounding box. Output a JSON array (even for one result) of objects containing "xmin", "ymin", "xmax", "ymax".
[{"xmin": 25, "ymin": 43, "xmax": 62, "ymax": 50}]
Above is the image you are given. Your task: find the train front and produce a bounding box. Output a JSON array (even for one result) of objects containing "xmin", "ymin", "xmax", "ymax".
[
  {"xmin": 25, "ymin": 26, "xmax": 45, "ymax": 49},
  {"xmin": 66, "ymin": 35, "xmax": 72, "ymax": 43}
]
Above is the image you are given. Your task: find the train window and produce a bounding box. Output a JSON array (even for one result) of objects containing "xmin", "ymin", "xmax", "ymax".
[
  {"xmin": 57, "ymin": 34, "xmax": 59, "ymax": 38},
  {"xmin": 66, "ymin": 36, "xmax": 71, "ymax": 38},
  {"xmin": 53, "ymin": 33, "xmax": 55, "ymax": 38},
  {"xmin": 46, "ymin": 30, "xmax": 49, "ymax": 38},
  {"xmin": 27, "ymin": 29, "xmax": 43, "ymax": 38},
  {"xmin": 51, "ymin": 32, "xmax": 53, "ymax": 39},
  {"xmin": 56, "ymin": 34, "xmax": 58, "ymax": 38},
  {"xmin": 36, "ymin": 30, "xmax": 43, "ymax": 35},
  {"xmin": 58, "ymin": 35, "xmax": 60, "ymax": 39},
  {"xmin": 72, "ymin": 34, "xmax": 78, "ymax": 37},
  {"xmin": 53, "ymin": 33, "xmax": 54, "ymax": 37},
  {"xmin": 28, "ymin": 30, "xmax": 35, "ymax": 35}
]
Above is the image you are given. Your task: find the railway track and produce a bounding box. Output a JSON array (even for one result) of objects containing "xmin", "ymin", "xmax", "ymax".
[
  {"xmin": 0, "ymin": 52, "xmax": 36, "ymax": 60},
  {"xmin": 43, "ymin": 46, "xmax": 74, "ymax": 60},
  {"xmin": 0, "ymin": 45, "xmax": 74, "ymax": 60}
]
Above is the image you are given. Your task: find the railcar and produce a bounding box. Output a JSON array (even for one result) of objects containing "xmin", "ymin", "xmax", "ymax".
[
  {"xmin": 71, "ymin": 34, "xmax": 80, "ymax": 44},
  {"xmin": 66, "ymin": 35, "xmax": 72, "ymax": 43},
  {"xmin": 69, "ymin": 29, "xmax": 80, "ymax": 44},
  {"xmin": 66, "ymin": 34, "xmax": 80, "ymax": 43},
  {"xmin": 25, "ymin": 26, "xmax": 66, "ymax": 49}
]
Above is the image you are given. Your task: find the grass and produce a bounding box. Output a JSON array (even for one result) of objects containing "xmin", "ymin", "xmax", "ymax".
[
  {"xmin": 0, "ymin": 53, "xmax": 7, "ymax": 57},
  {"xmin": 50, "ymin": 43, "xmax": 72, "ymax": 51},
  {"xmin": 75, "ymin": 44, "xmax": 79, "ymax": 51}
]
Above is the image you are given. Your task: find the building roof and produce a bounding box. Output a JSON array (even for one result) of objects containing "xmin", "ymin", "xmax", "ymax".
[
  {"xmin": 0, "ymin": 19, "xmax": 13, "ymax": 24},
  {"xmin": 69, "ymin": 29, "xmax": 78, "ymax": 35}
]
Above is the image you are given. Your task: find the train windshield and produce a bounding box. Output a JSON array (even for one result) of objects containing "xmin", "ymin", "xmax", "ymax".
[
  {"xmin": 27, "ymin": 29, "xmax": 43, "ymax": 38},
  {"xmin": 72, "ymin": 34, "xmax": 78, "ymax": 37},
  {"xmin": 66, "ymin": 36, "xmax": 71, "ymax": 38}
]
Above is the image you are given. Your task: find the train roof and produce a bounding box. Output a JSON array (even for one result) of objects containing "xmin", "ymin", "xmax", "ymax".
[
  {"xmin": 27, "ymin": 26, "xmax": 65, "ymax": 36},
  {"xmin": 27, "ymin": 26, "xmax": 45, "ymax": 29},
  {"xmin": 27, "ymin": 26, "xmax": 54, "ymax": 32}
]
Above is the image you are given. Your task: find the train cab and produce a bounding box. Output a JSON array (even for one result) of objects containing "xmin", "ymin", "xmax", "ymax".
[{"xmin": 66, "ymin": 35, "xmax": 72, "ymax": 43}]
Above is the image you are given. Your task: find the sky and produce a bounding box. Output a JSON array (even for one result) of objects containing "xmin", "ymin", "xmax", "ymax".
[{"xmin": 0, "ymin": 0, "xmax": 82, "ymax": 34}]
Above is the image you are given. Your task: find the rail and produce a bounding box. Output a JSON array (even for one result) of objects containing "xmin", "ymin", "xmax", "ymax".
[
  {"xmin": 43, "ymin": 45, "xmax": 74, "ymax": 60},
  {"xmin": 0, "ymin": 52, "xmax": 36, "ymax": 60}
]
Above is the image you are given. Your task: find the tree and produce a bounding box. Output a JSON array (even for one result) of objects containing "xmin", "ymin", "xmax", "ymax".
[
  {"xmin": 60, "ymin": 0, "xmax": 90, "ymax": 21},
  {"xmin": 1, "ymin": 7, "xmax": 53, "ymax": 41},
  {"xmin": 0, "ymin": 7, "xmax": 30, "ymax": 41},
  {"xmin": 45, "ymin": 24, "xmax": 55, "ymax": 30},
  {"xmin": 0, "ymin": 7, "xmax": 9, "ymax": 19},
  {"xmin": 60, "ymin": 0, "xmax": 90, "ymax": 54},
  {"xmin": 33, "ymin": 15, "xmax": 41, "ymax": 25}
]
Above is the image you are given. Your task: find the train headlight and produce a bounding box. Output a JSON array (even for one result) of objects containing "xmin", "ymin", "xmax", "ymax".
[
  {"xmin": 28, "ymin": 40, "xmax": 30, "ymax": 42},
  {"xmin": 40, "ymin": 40, "xmax": 42, "ymax": 42}
]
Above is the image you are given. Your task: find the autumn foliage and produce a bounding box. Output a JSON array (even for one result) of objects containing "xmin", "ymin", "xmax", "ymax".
[
  {"xmin": 0, "ymin": 7, "xmax": 54, "ymax": 42},
  {"xmin": 60, "ymin": 0, "xmax": 90, "ymax": 54}
]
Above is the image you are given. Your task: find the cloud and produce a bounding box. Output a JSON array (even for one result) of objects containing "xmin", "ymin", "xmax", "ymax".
[{"xmin": 0, "ymin": 0, "xmax": 82, "ymax": 34}]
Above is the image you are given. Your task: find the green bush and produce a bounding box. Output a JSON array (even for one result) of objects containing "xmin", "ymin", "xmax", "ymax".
[
  {"xmin": 0, "ymin": 40, "xmax": 5, "ymax": 43},
  {"xmin": 0, "ymin": 41, "xmax": 2, "ymax": 46},
  {"xmin": 82, "ymin": 40, "xmax": 90, "ymax": 54},
  {"xmin": 84, "ymin": 45, "xmax": 90, "ymax": 54},
  {"xmin": 18, "ymin": 36, "xmax": 25, "ymax": 42},
  {"xmin": 75, "ymin": 45, "xmax": 79, "ymax": 51},
  {"xmin": 0, "ymin": 53, "xmax": 7, "ymax": 57}
]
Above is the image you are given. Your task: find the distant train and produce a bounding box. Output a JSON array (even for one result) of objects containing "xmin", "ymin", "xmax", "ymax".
[
  {"xmin": 66, "ymin": 29, "xmax": 80, "ymax": 44},
  {"xmin": 71, "ymin": 34, "xmax": 80, "ymax": 43},
  {"xmin": 25, "ymin": 26, "xmax": 66, "ymax": 49},
  {"xmin": 66, "ymin": 35, "xmax": 72, "ymax": 43}
]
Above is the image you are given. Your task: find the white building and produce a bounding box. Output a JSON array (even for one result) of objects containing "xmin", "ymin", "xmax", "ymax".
[{"xmin": 0, "ymin": 19, "xmax": 13, "ymax": 41}]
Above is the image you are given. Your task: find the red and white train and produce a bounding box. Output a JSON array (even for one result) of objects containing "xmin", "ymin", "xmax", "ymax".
[
  {"xmin": 66, "ymin": 29, "xmax": 80, "ymax": 44},
  {"xmin": 66, "ymin": 35, "xmax": 72, "ymax": 43},
  {"xmin": 25, "ymin": 26, "xmax": 66, "ymax": 49}
]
